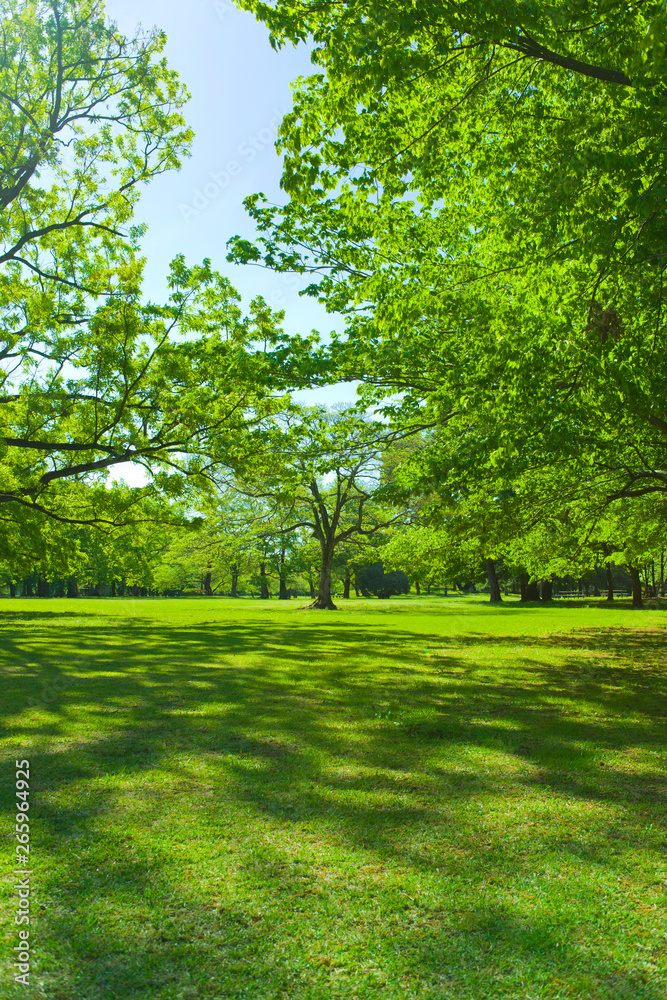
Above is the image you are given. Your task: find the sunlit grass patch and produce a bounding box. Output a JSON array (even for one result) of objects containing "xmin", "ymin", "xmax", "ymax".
[{"xmin": 0, "ymin": 596, "xmax": 665, "ymax": 999}]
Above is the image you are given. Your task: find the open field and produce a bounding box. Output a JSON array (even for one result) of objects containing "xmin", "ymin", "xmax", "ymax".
[{"xmin": 1, "ymin": 596, "xmax": 666, "ymax": 1000}]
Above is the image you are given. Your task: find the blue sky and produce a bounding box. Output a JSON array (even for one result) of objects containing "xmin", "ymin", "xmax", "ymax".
[
  {"xmin": 103, "ymin": 0, "xmax": 359, "ymax": 485},
  {"xmin": 104, "ymin": 0, "xmax": 352, "ymax": 375}
]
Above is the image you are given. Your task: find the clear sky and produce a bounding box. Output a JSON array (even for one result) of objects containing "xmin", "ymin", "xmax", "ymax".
[
  {"xmin": 104, "ymin": 0, "xmax": 353, "ymax": 394},
  {"xmin": 102, "ymin": 0, "xmax": 359, "ymax": 486}
]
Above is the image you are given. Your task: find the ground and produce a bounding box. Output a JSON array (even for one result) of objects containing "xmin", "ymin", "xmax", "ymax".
[{"xmin": 0, "ymin": 595, "xmax": 665, "ymax": 1000}]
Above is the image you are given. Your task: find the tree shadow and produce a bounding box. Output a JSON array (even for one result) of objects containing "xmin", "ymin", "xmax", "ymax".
[{"xmin": 0, "ymin": 609, "xmax": 665, "ymax": 998}]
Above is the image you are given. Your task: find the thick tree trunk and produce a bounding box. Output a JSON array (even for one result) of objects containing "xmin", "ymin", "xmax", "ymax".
[
  {"xmin": 259, "ymin": 562, "xmax": 269, "ymax": 599},
  {"xmin": 485, "ymin": 558, "xmax": 502, "ymax": 603},
  {"xmin": 37, "ymin": 576, "xmax": 50, "ymax": 598},
  {"xmin": 204, "ymin": 569, "xmax": 212, "ymax": 596},
  {"xmin": 111, "ymin": 580, "xmax": 116, "ymax": 597},
  {"xmin": 414, "ymin": 579, "xmax": 420, "ymax": 596},
  {"xmin": 521, "ymin": 576, "xmax": 539, "ymax": 601},
  {"xmin": 343, "ymin": 569, "xmax": 351, "ymax": 599},
  {"xmin": 629, "ymin": 566, "xmax": 643, "ymax": 609},
  {"xmin": 353, "ymin": 571, "xmax": 360, "ymax": 597},
  {"xmin": 9, "ymin": 581, "xmax": 16, "ymax": 597},
  {"xmin": 541, "ymin": 579, "xmax": 553, "ymax": 601},
  {"xmin": 118, "ymin": 579, "xmax": 126, "ymax": 597},
  {"xmin": 310, "ymin": 541, "xmax": 337, "ymax": 610},
  {"xmin": 67, "ymin": 577, "xmax": 78, "ymax": 598},
  {"xmin": 605, "ymin": 563, "xmax": 614, "ymax": 601},
  {"xmin": 278, "ymin": 548, "xmax": 289, "ymax": 599},
  {"xmin": 231, "ymin": 565, "xmax": 239, "ymax": 598}
]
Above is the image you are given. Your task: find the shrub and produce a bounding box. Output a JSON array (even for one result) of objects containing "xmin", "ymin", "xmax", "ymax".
[{"xmin": 358, "ymin": 562, "xmax": 410, "ymax": 599}]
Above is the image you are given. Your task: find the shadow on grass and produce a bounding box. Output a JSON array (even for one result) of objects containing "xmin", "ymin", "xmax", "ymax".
[{"xmin": 0, "ymin": 609, "xmax": 665, "ymax": 999}]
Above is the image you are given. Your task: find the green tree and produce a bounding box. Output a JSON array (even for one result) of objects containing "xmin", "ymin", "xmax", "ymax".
[
  {"xmin": 230, "ymin": 0, "xmax": 667, "ymax": 521},
  {"xmin": 0, "ymin": 1, "xmax": 306, "ymax": 529},
  {"xmin": 227, "ymin": 406, "xmax": 410, "ymax": 609}
]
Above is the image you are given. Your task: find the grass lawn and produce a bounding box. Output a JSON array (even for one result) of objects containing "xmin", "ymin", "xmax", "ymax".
[{"xmin": 0, "ymin": 595, "xmax": 666, "ymax": 1000}]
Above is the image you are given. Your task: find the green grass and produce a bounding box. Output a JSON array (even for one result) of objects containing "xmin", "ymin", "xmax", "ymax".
[{"xmin": 0, "ymin": 595, "xmax": 666, "ymax": 1000}]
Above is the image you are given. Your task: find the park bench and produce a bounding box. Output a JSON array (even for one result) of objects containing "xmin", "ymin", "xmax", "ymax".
[{"xmin": 554, "ymin": 591, "xmax": 629, "ymax": 598}]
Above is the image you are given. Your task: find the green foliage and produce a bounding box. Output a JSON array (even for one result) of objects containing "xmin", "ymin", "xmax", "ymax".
[
  {"xmin": 225, "ymin": 405, "xmax": 411, "ymax": 607},
  {"xmin": 357, "ymin": 561, "xmax": 409, "ymax": 599},
  {"xmin": 230, "ymin": 0, "xmax": 667, "ymax": 564},
  {"xmin": 0, "ymin": 1, "xmax": 306, "ymax": 534}
]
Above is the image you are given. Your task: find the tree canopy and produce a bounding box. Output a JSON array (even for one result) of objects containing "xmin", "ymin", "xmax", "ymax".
[{"xmin": 227, "ymin": 0, "xmax": 667, "ymax": 597}]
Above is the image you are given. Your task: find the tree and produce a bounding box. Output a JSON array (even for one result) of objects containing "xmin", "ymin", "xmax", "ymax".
[
  {"xmin": 2, "ymin": 253, "xmax": 299, "ymax": 526},
  {"xmin": 236, "ymin": 1, "xmax": 667, "ymax": 292},
  {"xmin": 1, "ymin": 0, "xmax": 188, "ymax": 494},
  {"xmin": 0, "ymin": 1, "xmax": 310, "ymax": 528},
  {"xmin": 230, "ymin": 1, "xmax": 667, "ymax": 526},
  {"xmin": 227, "ymin": 406, "xmax": 411, "ymax": 609},
  {"xmin": 357, "ymin": 562, "xmax": 409, "ymax": 599}
]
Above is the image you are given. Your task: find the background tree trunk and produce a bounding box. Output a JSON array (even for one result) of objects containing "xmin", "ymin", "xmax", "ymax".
[
  {"xmin": 521, "ymin": 577, "xmax": 539, "ymax": 601},
  {"xmin": 629, "ymin": 566, "xmax": 643, "ymax": 609},
  {"xmin": 231, "ymin": 565, "xmax": 239, "ymax": 598},
  {"xmin": 311, "ymin": 541, "xmax": 337, "ymax": 609},
  {"xmin": 486, "ymin": 558, "xmax": 502, "ymax": 603},
  {"xmin": 278, "ymin": 548, "xmax": 289, "ymax": 599},
  {"xmin": 605, "ymin": 563, "xmax": 614, "ymax": 601},
  {"xmin": 67, "ymin": 577, "xmax": 78, "ymax": 598},
  {"xmin": 343, "ymin": 568, "xmax": 351, "ymax": 598},
  {"xmin": 259, "ymin": 563, "xmax": 269, "ymax": 599},
  {"xmin": 204, "ymin": 569, "xmax": 212, "ymax": 596},
  {"xmin": 541, "ymin": 579, "xmax": 553, "ymax": 601},
  {"xmin": 9, "ymin": 581, "xmax": 16, "ymax": 597},
  {"xmin": 414, "ymin": 579, "xmax": 420, "ymax": 595}
]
